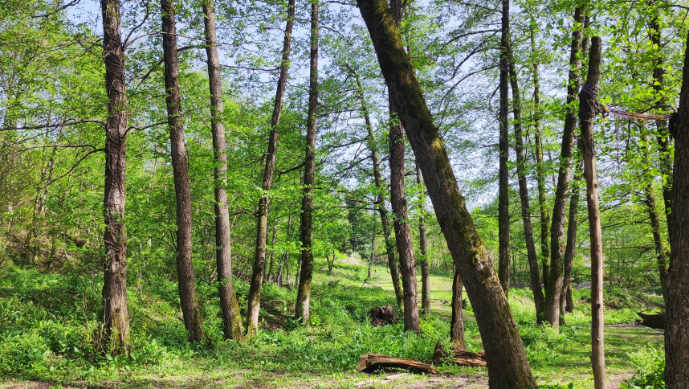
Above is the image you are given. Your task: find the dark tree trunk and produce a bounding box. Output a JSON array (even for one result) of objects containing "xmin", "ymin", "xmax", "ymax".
[
  {"xmin": 367, "ymin": 233, "xmax": 375, "ymax": 281},
  {"xmin": 507, "ymin": 41, "xmax": 545, "ymax": 322},
  {"xmin": 498, "ymin": 0, "xmax": 511, "ymax": 296},
  {"xmin": 101, "ymin": 0, "xmax": 130, "ymax": 353},
  {"xmin": 579, "ymin": 36, "xmax": 605, "ymax": 388},
  {"xmin": 276, "ymin": 212, "xmax": 293, "ymax": 286},
  {"xmin": 266, "ymin": 225, "xmax": 277, "ymax": 283},
  {"xmin": 530, "ymin": 20, "xmax": 550, "ymax": 288},
  {"xmin": 545, "ymin": 3, "xmax": 586, "ymax": 329},
  {"xmin": 246, "ymin": 0, "xmax": 295, "ymax": 337},
  {"xmin": 648, "ymin": 2, "xmax": 674, "ymax": 250},
  {"xmin": 160, "ymin": 0, "xmax": 203, "ymax": 342},
  {"xmin": 352, "ymin": 69, "xmax": 404, "ymax": 308},
  {"xmin": 417, "ymin": 166, "xmax": 430, "ymax": 317},
  {"xmin": 202, "ymin": 0, "xmax": 244, "ymax": 342},
  {"xmin": 664, "ymin": 29, "xmax": 689, "ymax": 389},
  {"xmin": 451, "ymin": 267, "xmax": 465, "ymax": 351},
  {"xmin": 295, "ymin": 0, "xmax": 318, "ymax": 323},
  {"xmin": 357, "ymin": 1, "xmax": 537, "ymax": 386},
  {"xmin": 562, "ymin": 160, "xmax": 581, "ymax": 315}
]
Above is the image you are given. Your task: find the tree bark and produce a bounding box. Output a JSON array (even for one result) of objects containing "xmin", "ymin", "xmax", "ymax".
[
  {"xmin": 101, "ymin": 0, "xmax": 130, "ymax": 353},
  {"xmin": 507, "ymin": 40, "xmax": 545, "ymax": 322},
  {"xmin": 561, "ymin": 160, "xmax": 581, "ymax": 315},
  {"xmin": 530, "ymin": 18, "xmax": 550, "ymax": 290},
  {"xmin": 498, "ymin": 0, "xmax": 511, "ymax": 297},
  {"xmin": 417, "ymin": 166, "xmax": 430, "ymax": 317},
  {"xmin": 664, "ymin": 29, "xmax": 689, "ymax": 389},
  {"xmin": 201, "ymin": 0, "xmax": 244, "ymax": 342},
  {"xmin": 578, "ymin": 36, "xmax": 605, "ymax": 389},
  {"xmin": 160, "ymin": 0, "xmax": 203, "ymax": 342},
  {"xmin": 451, "ymin": 267, "xmax": 465, "ymax": 352},
  {"xmin": 266, "ymin": 224, "xmax": 277, "ymax": 282},
  {"xmin": 545, "ymin": 3, "xmax": 586, "ymax": 329},
  {"xmin": 356, "ymin": 1, "xmax": 537, "ymax": 386},
  {"xmin": 246, "ymin": 0, "xmax": 295, "ymax": 338},
  {"xmin": 352, "ymin": 69, "xmax": 404, "ymax": 308},
  {"xmin": 366, "ymin": 233, "xmax": 375, "ymax": 281},
  {"xmin": 295, "ymin": 0, "xmax": 319, "ymax": 324}
]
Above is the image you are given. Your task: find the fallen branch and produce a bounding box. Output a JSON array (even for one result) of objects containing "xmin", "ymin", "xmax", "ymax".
[{"xmin": 356, "ymin": 353, "xmax": 435, "ymax": 374}]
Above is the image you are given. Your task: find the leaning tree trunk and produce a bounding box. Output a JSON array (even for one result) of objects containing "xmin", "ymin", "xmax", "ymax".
[
  {"xmin": 417, "ymin": 166, "xmax": 431, "ymax": 317},
  {"xmin": 561, "ymin": 159, "xmax": 582, "ymax": 315},
  {"xmin": 246, "ymin": 0, "xmax": 296, "ymax": 338},
  {"xmin": 160, "ymin": 0, "xmax": 203, "ymax": 342},
  {"xmin": 530, "ymin": 18, "xmax": 550, "ymax": 287},
  {"xmin": 451, "ymin": 267, "xmax": 465, "ymax": 351},
  {"xmin": 201, "ymin": 0, "xmax": 244, "ymax": 342},
  {"xmin": 356, "ymin": 1, "xmax": 537, "ymax": 387},
  {"xmin": 101, "ymin": 0, "xmax": 130, "ymax": 353},
  {"xmin": 353, "ymin": 70, "xmax": 404, "ymax": 308},
  {"xmin": 498, "ymin": 0, "xmax": 511, "ymax": 296},
  {"xmin": 295, "ymin": 0, "xmax": 319, "ymax": 324},
  {"xmin": 578, "ymin": 36, "xmax": 605, "ymax": 389},
  {"xmin": 545, "ymin": 3, "xmax": 586, "ymax": 329},
  {"xmin": 664, "ymin": 29, "xmax": 689, "ymax": 389},
  {"xmin": 507, "ymin": 40, "xmax": 545, "ymax": 322}
]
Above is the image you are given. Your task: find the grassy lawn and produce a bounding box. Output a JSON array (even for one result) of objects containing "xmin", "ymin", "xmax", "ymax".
[{"xmin": 0, "ymin": 261, "xmax": 664, "ymax": 388}]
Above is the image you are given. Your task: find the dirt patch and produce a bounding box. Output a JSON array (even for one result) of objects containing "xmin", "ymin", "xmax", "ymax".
[
  {"xmin": 353, "ymin": 374, "xmax": 488, "ymax": 388},
  {"xmin": 608, "ymin": 370, "xmax": 635, "ymax": 389}
]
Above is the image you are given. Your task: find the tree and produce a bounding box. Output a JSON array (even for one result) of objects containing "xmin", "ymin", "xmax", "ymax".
[
  {"xmin": 160, "ymin": 0, "xmax": 203, "ymax": 342},
  {"xmin": 101, "ymin": 0, "xmax": 130, "ymax": 353},
  {"xmin": 498, "ymin": 0, "xmax": 511, "ymax": 296},
  {"xmin": 578, "ymin": 36, "xmax": 605, "ymax": 388},
  {"xmin": 416, "ymin": 166, "xmax": 430, "ymax": 317},
  {"xmin": 295, "ymin": 0, "xmax": 319, "ymax": 324},
  {"xmin": 201, "ymin": 0, "xmax": 244, "ymax": 341},
  {"xmin": 356, "ymin": 0, "xmax": 537, "ymax": 386},
  {"xmin": 246, "ymin": 0, "xmax": 297, "ymax": 338}
]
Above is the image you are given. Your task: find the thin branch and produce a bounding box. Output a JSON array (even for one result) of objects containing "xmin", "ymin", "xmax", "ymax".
[{"xmin": 1, "ymin": 119, "xmax": 106, "ymax": 132}]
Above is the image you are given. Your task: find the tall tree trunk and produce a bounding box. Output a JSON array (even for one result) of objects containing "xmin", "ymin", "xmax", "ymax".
[
  {"xmin": 357, "ymin": 1, "xmax": 537, "ymax": 386},
  {"xmin": 498, "ymin": 0, "xmax": 511, "ymax": 296},
  {"xmin": 648, "ymin": 2, "xmax": 674, "ymax": 250},
  {"xmin": 544, "ymin": 3, "xmax": 586, "ymax": 329},
  {"xmin": 266, "ymin": 225, "xmax": 277, "ymax": 283},
  {"xmin": 101, "ymin": 0, "xmax": 130, "ymax": 353},
  {"xmin": 579, "ymin": 36, "xmax": 605, "ymax": 388},
  {"xmin": 366, "ymin": 233, "xmax": 375, "ymax": 281},
  {"xmin": 201, "ymin": 0, "xmax": 244, "ymax": 342},
  {"xmin": 507, "ymin": 42, "xmax": 545, "ymax": 322},
  {"xmin": 160, "ymin": 0, "xmax": 203, "ymax": 342},
  {"xmin": 246, "ymin": 0, "xmax": 295, "ymax": 338},
  {"xmin": 640, "ymin": 131, "xmax": 670, "ymax": 302},
  {"xmin": 561, "ymin": 159, "xmax": 582, "ymax": 315},
  {"xmin": 417, "ymin": 166, "xmax": 430, "ymax": 317},
  {"xmin": 295, "ymin": 0, "xmax": 319, "ymax": 324},
  {"xmin": 665, "ymin": 28, "xmax": 689, "ymax": 389},
  {"xmin": 353, "ymin": 70, "xmax": 404, "ymax": 308},
  {"xmin": 451, "ymin": 267, "xmax": 465, "ymax": 351},
  {"xmin": 530, "ymin": 19, "xmax": 550, "ymax": 289}
]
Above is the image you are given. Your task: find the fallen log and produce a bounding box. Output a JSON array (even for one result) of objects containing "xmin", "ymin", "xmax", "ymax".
[
  {"xmin": 356, "ymin": 353, "xmax": 436, "ymax": 374},
  {"xmin": 636, "ymin": 311, "xmax": 665, "ymax": 330},
  {"xmin": 431, "ymin": 341, "xmax": 487, "ymax": 367}
]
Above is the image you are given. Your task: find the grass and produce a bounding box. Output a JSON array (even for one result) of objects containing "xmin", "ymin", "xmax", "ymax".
[{"xmin": 0, "ymin": 259, "xmax": 665, "ymax": 388}]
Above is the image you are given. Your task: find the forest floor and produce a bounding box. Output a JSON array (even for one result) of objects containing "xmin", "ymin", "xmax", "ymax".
[{"xmin": 0, "ymin": 261, "xmax": 665, "ymax": 388}]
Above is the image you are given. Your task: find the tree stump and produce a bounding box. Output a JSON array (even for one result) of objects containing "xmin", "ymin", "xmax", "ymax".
[
  {"xmin": 369, "ymin": 305, "xmax": 398, "ymax": 326},
  {"xmin": 637, "ymin": 311, "xmax": 665, "ymax": 330}
]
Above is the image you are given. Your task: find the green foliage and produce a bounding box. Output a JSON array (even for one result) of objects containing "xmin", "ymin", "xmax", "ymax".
[{"xmin": 623, "ymin": 348, "xmax": 666, "ymax": 389}]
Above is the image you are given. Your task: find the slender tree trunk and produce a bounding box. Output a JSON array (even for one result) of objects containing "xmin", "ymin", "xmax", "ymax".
[
  {"xmin": 201, "ymin": 0, "xmax": 244, "ymax": 342},
  {"xmin": 579, "ymin": 36, "xmax": 605, "ymax": 388},
  {"xmin": 101, "ymin": 0, "xmax": 130, "ymax": 353},
  {"xmin": 366, "ymin": 233, "xmax": 375, "ymax": 281},
  {"xmin": 295, "ymin": 0, "xmax": 319, "ymax": 323},
  {"xmin": 266, "ymin": 225, "xmax": 277, "ymax": 283},
  {"xmin": 352, "ymin": 70, "xmax": 404, "ymax": 308},
  {"xmin": 640, "ymin": 131, "xmax": 670, "ymax": 302},
  {"xmin": 160, "ymin": 0, "xmax": 203, "ymax": 342},
  {"xmin": 498, "ymin": 0, "xmax": 511, "ymax": 296},
  {"xmin": 451, "ymin": 267, "xmax": 465, "ymax": 351},
  {"xmin": 648, "ymin": 2, "xmax": 674, "ymax": 249},
  {"xmin": 357, "ymin": 2, "xmax": 537, "ymax": 386},
  {"xmin": 665, "ymin": 29, "xmax": 689, "ymax": 389},
  {"xmin": 507, "ymin": 42, "xmax": 545, "ymax": 322},
  {"xmin": 545, "ymin": 3, "xmax": 586, "ymax": 329},
  {"xmin": 562, "ymin": 159, "xmax": 582, "ymax": 315},
  {"xmin": 274, "ymin": 213, "xmax": 292, "ymax": 283},
  {"xmin": 530, "ymin": 20, "xmax": 550, "ymax": 289},
  {"xmin": 417, "ymin": 166, "xmax": 430, "ymax": 317},
  {"xmin": 246, "ymin": 0, "xmax": 295, "ymax": 337}
]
